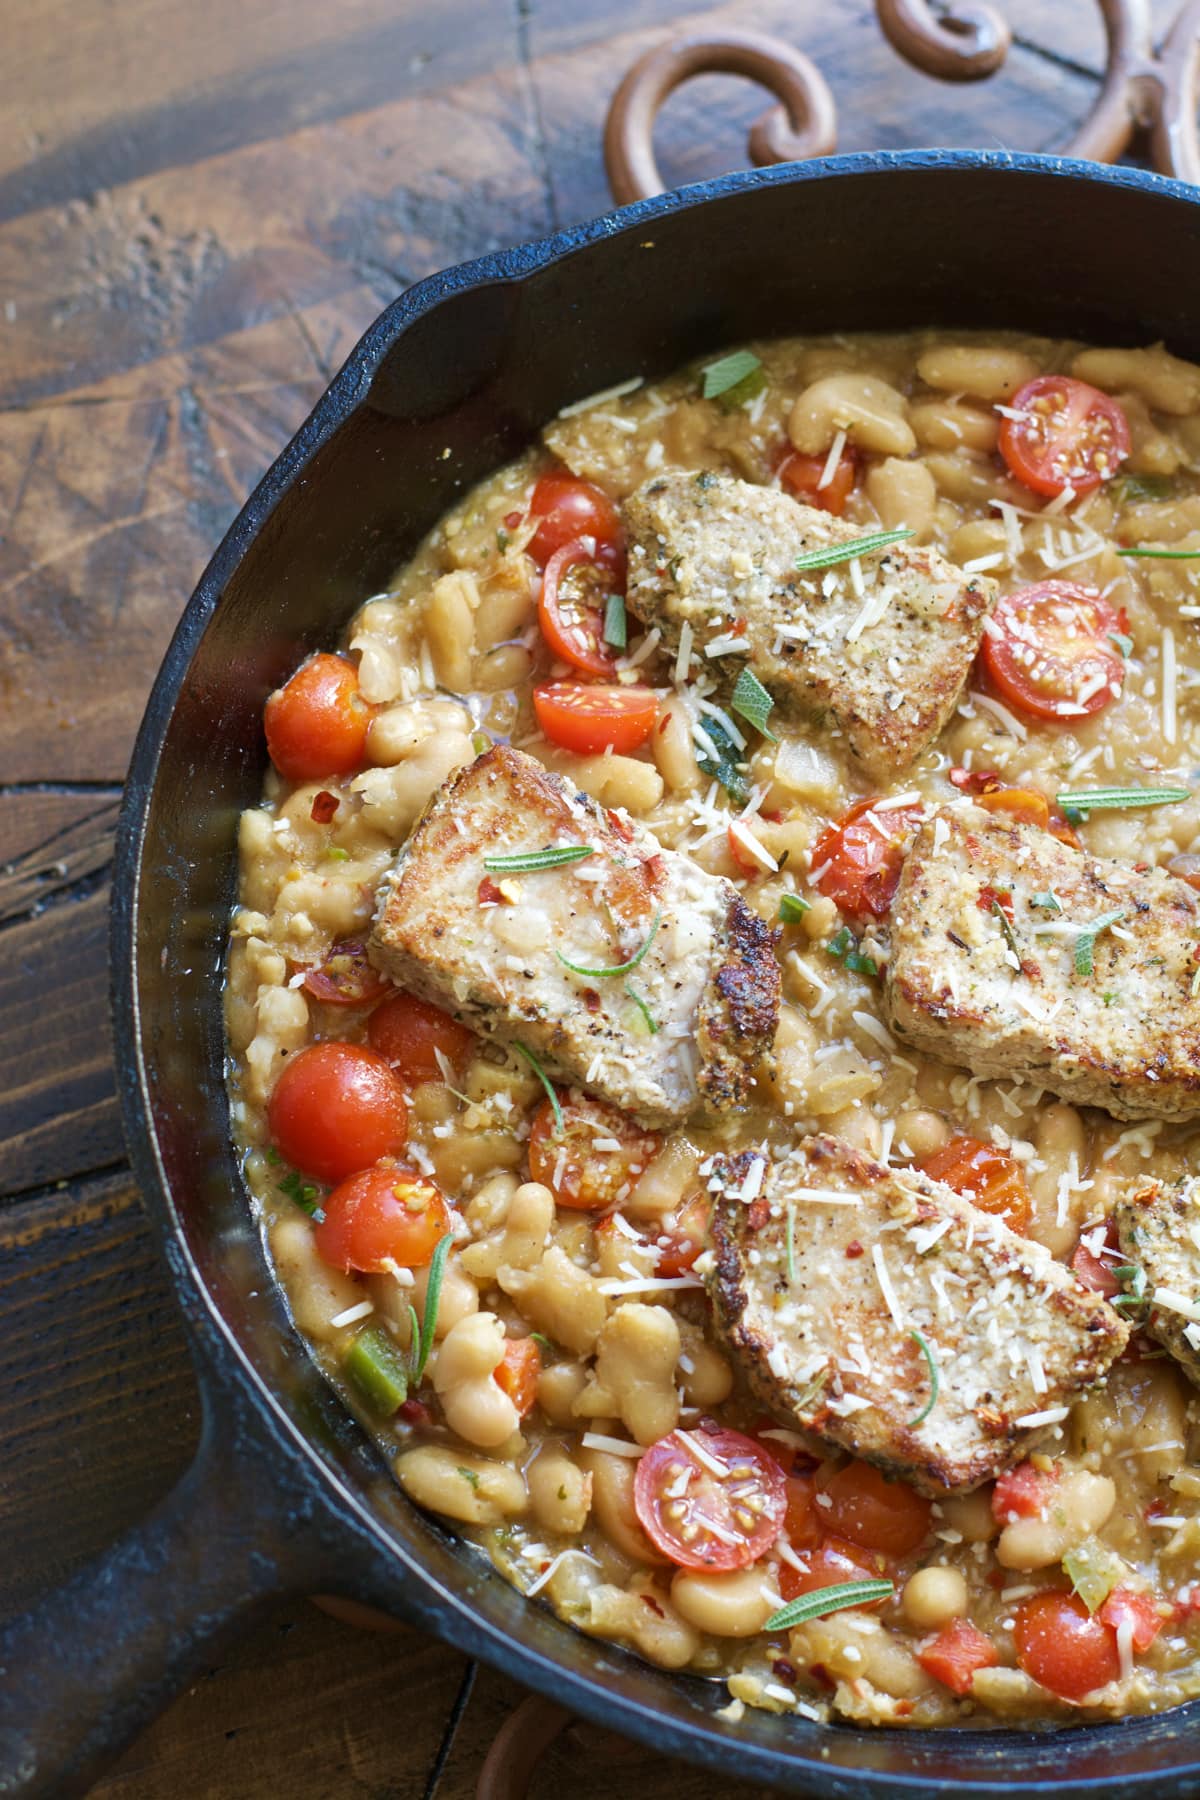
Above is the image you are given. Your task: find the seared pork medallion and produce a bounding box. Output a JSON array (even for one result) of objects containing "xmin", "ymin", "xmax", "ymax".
[{"xmin": 228, "ymin": 331, "xmax": 1200, "ymax": 1730}]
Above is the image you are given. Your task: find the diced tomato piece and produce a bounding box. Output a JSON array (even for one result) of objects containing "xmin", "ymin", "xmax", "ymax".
[
  {"xmin": 528, "ymin": 1094, "xmax": 661, "ymax": 1211},
  {"xmin": 917, "ymin": 1618, "xmax": 999, "ymax": 1695},
  {"xmin": 821, "ymin": 1461, "xmax": 932, "ymax": 1556},
  {"xmin": 778, "ymin": 1536, "xmax": 887, "ymax": 1604},
  {"xmin": 1070, "ymin": 1220, "xmax": 1122, "ymax": 1298},
  {"xmin": 1100, "ymin": 1587, "xmax": 1164, "ymax": 1654},
  {"xmin": 782, "ymin": 1472, "xmax": 821, "ymax": 1550},
  {"xmin": 920, "ymin": 1136, "xmax": 1032, "ymax": 1235},
  {"xmin": 301, "ymin": 940, "xmax": 391, "ymax": 1008},
  {"xmin": 812, "ymin": 797, "xmax": 925, "ymax": 920},
  {"xmin": 778, "ymin": 446, "xmax": 858, "ymax": 515},
  {"xmin": 992, "ymin": 1461, "xmax": 1057, "ymax": 1523},
  {"xmin": 495, "ymin": 1337, "xmax": 542, "ymax": 1417}
]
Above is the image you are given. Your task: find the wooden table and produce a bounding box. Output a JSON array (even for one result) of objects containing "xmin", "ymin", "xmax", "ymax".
[{"xmin": 0, "ymin": 1, "xmax": 1178, "ymax": 1792}]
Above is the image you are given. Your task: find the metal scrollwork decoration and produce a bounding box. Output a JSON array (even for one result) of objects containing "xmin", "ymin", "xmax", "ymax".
[{"xmin": 603, "ymin": 0, "xmax": 1200, "ymax": 204}]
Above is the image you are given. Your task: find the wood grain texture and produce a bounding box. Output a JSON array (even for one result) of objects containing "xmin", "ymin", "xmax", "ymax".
[{"xmin": 0, "ymin": 0, "xmax": 1159, "ymax": 1794}]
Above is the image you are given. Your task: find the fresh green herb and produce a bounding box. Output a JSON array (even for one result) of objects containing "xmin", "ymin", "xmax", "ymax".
[
  {"xmin": 778, "ymin": 893, "xmax": 812, "ymax": 924},
  {"xmin": 496, "ymin": 527, "xmax": 510, "ymax": 552},
  {"xmin": 1107, "ymin": 631, "xmax": 1134, "ymax": 660},
  {"xmin": 1111, "ymin": 1263, "xmax": 1148, "ymax": 1310},
  {"xmin": 324, "ymin": 846, "xmax": 349, "ymax": 862},
  {"xmin": 1103, "ymin": 990, "xmax": 1120, "ymax": 1007},
  {"xmin": 1074, "ymin": 909, "xmax": 1127, "ymax": 980},
  {"xmin": 1031, "ymin": 890, "xmax": 1062, "ymax": 914},
  {"xmin": 907, "ymin": 1330, "xmax": 940, "ymax": 1427},
  {"xmin": 484, "ymin": 845, "xmax": 595, "ymax": 874},
  {"xmin": 514, "ymin": 1042, "xmax": 563, "ymax": 1135},
  {"xmin": 695, "ymin": 470, "xmax": 717, "ymax": 492},
  {"xmin": 412, "ymin": 1234, "xmax": 453, "ymax": 1382},
  {"xmin": 765, "ymin": 1580, "xmax": 895, "ymax": 1633},
  {"xmin": 694, "ymin": 712, "xmax": 750, "ymax": 805},
  {"xmin": 279, "ymin": 1168, "xmax": 322, "ymax": 1217},
  {"xmin": 529, "ymin": 1332, "xmax": 554, "ymax": 1354},
  {"xmin": 264, "ymin": 1145, "xmax": 281, "ymax": 1166},
  {"xmin": 786, "ymin": 1202, "xmax": 798, "ymax": 1287},
  {"xmin": 1118, "ymin": 474, "xmax": 1172, "ymax": 504},
  {"xmin": 701, "ymin": 349, "xmax": 766, "ymax": 408},
  {"xmin": 991, "ymin": 897, "xmax": 1022, "ymax": 967},
  {"xmin": 827, "ymin": 925, "xmax": 878, "ymax": 979},
  {"xmin": 1117, "ymin": 545, "xmax": 1200, "ymax": 559},
  {"xmin": 730, "ymin": 667, "xmax": 777, "ymax": 741},
  {"xmin": 344, "ymin": 1326, "xmax": 409, "ymax": 1415},
  {"xmin": 604, "ymin": 592, "xmax": 627, "ymax": 650},
  {"xmin": 1063, "ymin": 1538, "xmax": 1122, "ymax": 1613},
  {"xmin": 793, "ymin": 527, "xmax": 913, "ymax": 574},
  {"xmin": 666, "ymin": 553, "xmax": 684, "ymax": 581},
  {"xmin": 1056, "ymin": 786, "xmax": 1190, "ymax": 816},
  {"xmin": 625, "ymin": 982, "xmax": 659, "ymax": 1034},
  {"xmin": 558, "ymin": 909, "xmax": 662, "ymax": 978},
  {"xmin": 457, "ymin": 1466, "xmax": 481, "ymax": 1492},
  {"xmin": 472, "ymin": 731, "xmax": 491, "ymax": 757}
]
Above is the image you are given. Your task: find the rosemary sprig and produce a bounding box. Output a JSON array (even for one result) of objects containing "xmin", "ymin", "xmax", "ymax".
[
  {"xmin": 513, "ymin": 1042, "xmax": 564, "ymax": 1135},
  {"xmin": 1117, "ymin": 545, "xmax": 1200, "ymax": 559},
  {"xmin": 765, "ymin": 1580, "xmax": 894, "ymax": 1632},
  {"xmin": 1056, "ymin": 786, "xmax": 1190, "ymax": 816},
  {"xmin": 558, "ymin": 909, "xmax": 662, "ymax": 978},
  {"xmin": 625, "ymin": 982, "xmax": 659, "ymax": 1034},
  {"xmin": 907, "ymin": 1329, "xmax": 940, "ymax": 1427},
  {"xmin": 411, "ymin": 1234, "xmax": 453, "ymax": 1382},
  {"xmin": 991, "ymin": 897, "xmax": 1022, "ymax": 968},
  {"xmin": 793, "ymin": 527, "xmax": 913, "ymax": 574},
  {"xmin": 484, "ymin": 845, "xmax": 595, "ymax": 873}
]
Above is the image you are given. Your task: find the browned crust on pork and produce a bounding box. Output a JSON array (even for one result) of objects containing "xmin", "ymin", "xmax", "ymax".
[{"xmin": 696, "ymin": 895, "xmax": 781, "ymax": 1111}]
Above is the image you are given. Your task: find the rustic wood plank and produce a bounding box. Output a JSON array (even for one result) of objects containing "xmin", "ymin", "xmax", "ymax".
[
  {"xmin": 0, "ymin": 1172, "xmax": 198, "ymax": 1612},
  {"xmin": 0, "ymin": 789, "xmax": 120, "ymax": 922}
]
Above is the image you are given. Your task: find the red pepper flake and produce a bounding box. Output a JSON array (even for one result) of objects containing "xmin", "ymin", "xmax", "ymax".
[
  {"xmin": 640, "ymin": 1592, "xmax": 665, "ymax": 1618},
  {"xmin": 582, "ymin": 988, "xmax": 602, "ymax": 1013},
  {"xmin": 642, "ymin": 852, "xmax": 666, "ymax": 893},
  {"xmin": 477, "ymin": 876, "xmax": 503, "ymax": 907},
  {"xmin": 747, "ymin": 1196, "xmax": 770, "ymax": 1231},
  {"xmin": 808, "ymin": 1663, "xmax": 836, "ymax": 1692},
  {"xmin": 978, "ymin": 885, "xmax": 1014, "ymax": 920},
  {"xmin": 949, "ymin": 767, "xmax": 1001, "ymax": 794},
  {"xmin": 845, "ymin": 1240, "xmax": 864, "ymax": 1259},
  {"xmin": 607, "ymin": 808, "xmax": 635, "ymax": 843},
  {"xmin": 504, "ymin": 509, "xmax": 522, "ymax": 530},
  {"xmin": 310, "ymin": 789, "xmax": 340, "ymax": 823},
  {"xmin": 770, "ymin": 1656, "xmax": 798, "ymax": 1684},
  {"xmin": 397, "ymin": 1398, "xmax": 433, "ymax": 1427}
]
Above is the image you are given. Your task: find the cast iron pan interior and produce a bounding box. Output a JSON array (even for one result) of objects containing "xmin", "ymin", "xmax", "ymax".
[{"xmin": 114, "ymin": 152, "xmax": 1200, "ymax": 1797}]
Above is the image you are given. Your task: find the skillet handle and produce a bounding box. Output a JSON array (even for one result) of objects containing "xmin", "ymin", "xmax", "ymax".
[{"xmin": 0, "ymin": 1412, "xmax": 323, "ymax": 1799}]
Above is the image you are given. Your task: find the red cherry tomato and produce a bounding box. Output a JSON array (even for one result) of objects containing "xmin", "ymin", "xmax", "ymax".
[
  {"xmin": 528, "ymin": 1095, "xmax": 660, "ymax": 1212},
  {"xmin": 1070, "ymin": 1220, "xmax": 1122, "ymax": 1298},
  {"xmin": 527, "ymin": 470, "xmax": 624, "ymax": 570},
  {"xmin": 368, "ymin": 991, "xmax": 476, "ymax": 1082},
  {"xmin": 533, "ymin": 681, "xmax": 658, "ymax": 755},
  {"xmin": 971, "ymin": 782, "xmax": 1082, "ymax": 849},
  {"xmin": 301, "ymin": 941, "xmax": 391, "ymax": 1008},
  {"xmin": 920, "ymin": 1136, "xmax": 1032, "ymax": 1235},
  {"xmin": 778, "ymin": 1536, "xmax": 885, "ymax": 1604},
  {"xmin": 267, "ymin": 1042, "xmax": 407, "ymax": 1184},
  {"xmin": 980, "ymin": 582, "xmax": 1126, "ymax": 723},
  {"xmin": 264, "ymin": 653, "xmax": 370, "ymax": 782},
  {"xmin": 495, "ymin": 1337, "xmax": 542, "ymax": 1417},
  {"xmin": 917, "ymin": 1618, "xmax": 999, "ymax": 1695},
  {"xmin": 1100, "ymin": 1586, "xmax": 1164, "ymax": 1653},
  {"xmin": 634, "ymin": 1428, "xmax": 787, "ymax": 1570},
  {"xmin": 812, "ymin": 797, "xmax": 925, "ymax": 920},
  {"xmin": 538, "ymin": 541, "xmax": 622, "ymax": 677},
  {"xmin": 998, "ymin": 375, "xmax": 1130, "ymax": 498},
  {"xmin": 782, "ymin": 1472, "xmax": 821, "ymax": 1550},
  {"xmin": 315, "ymin": 1161, "xmax": 450, "ymax": 1273},
  {"xmin": 779, "ymin": 446, "xmax": 858, "ymax": 515},
  {"xmin": 1013, "ymin": 1591, "xmax": 1121, "ymax": 1702},
  {"xmin": 821, "ymin": 1461, "xmax": 932, "ymax": 1557},
  {"xmin": 992, "ymin": 1461, "xmax": 1058, "ymax": 1524}
]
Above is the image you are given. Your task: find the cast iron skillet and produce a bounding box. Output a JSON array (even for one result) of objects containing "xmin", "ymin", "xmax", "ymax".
[{"xmin": 3, "ymin": 150, "xmax": 1200, "ymax": 1800}]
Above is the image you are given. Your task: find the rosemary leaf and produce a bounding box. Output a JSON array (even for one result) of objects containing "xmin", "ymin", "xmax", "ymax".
[
  {"xmin": 412, "ymin": 1234, "xmax": 453, "ymax": 1383},
  {"xmin": 558, "ymin": 909, "xmax": 662, "ymax": 978},
  {"xmin": 484, "ymin": 845, "xmax": 595, "ymax": 873},
  {"xmin": 513, "ymin": 1043, "xmax": 563, "ymax": 1135},
  {"xmin": 907, "ymin": 1329, "xmax": 940, "ymax": 1427},
  {"xmin": 765, "ymin": 1580, "xmax": 894, "ymax": 1633},
  {"xmin": 1056, "ymin": 786, "xmax": 1189, "ymax": 815},
  {"xmin": 794, "ymin": 528, "xmax": 913, "ymax": 574},
  {"xmin": 1117, "ymin": 545, "xmax": 1200, "ymax": 559},
  {"xmin": 625, "ymin": 982, "xmax": 659, "ymax": 1035}
]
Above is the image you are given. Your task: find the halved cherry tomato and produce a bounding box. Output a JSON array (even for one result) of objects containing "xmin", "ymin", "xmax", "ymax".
[
  {"xmin": 1013, "ymin": 1591, "xmax": 1121, "ymax": 1701},
  {"xmin": 1101, "ymin": 1587, "xmax": 1164, "ymax": 1654},
  {"xmin": 538, "ymin": 541, "xmax": 621, "ymax": 677},
  {"xmin": 822, "ymin": 1460, "xmax": 932, "ymax": 1557},
  {"xmin": 368, "ymin": 991, "xmax": 476, "ymax": 1082},
  {"xmin": 655, "ymin": 1192, "xmax": 710, "ymax": 1277},
  {"xmin": 1070, "ymin": 1220, "xmax": 1122, "ymax": 1298},
  {"xmin": 528, "ymin": 1094, "xmax": 661, "ymax": 1211},
  {"xmin": 526, "ymin": 470, "xmax": 624, "ymax": 571},
  {"xmin": 779, "ymin": 446, "xmax": 858, "ymax": 515},
  {"xmin": 267, "ymin": 1042, "xmax": 407, "ymax": 1184},
  {"xmin": 634, "ymin": 1427, "xmax": 787, "ymax": 1570},
  {"xmin": 778, "ymin": 1536, "xmax": 885, "ymax": 1604},
  {"xmin": 917, "ymin": 1618, "xmax": 999, "ymax": 1695},
  {"xmin": 992, "ymin": 1461, "xmax": 1058, "ymax": 1523},
  {"xmin": 999, "ymin": 376, "xmax": 1130, "ymax": 498},
  {"xmin": 301, "ymin": 940, "xmax": 391, "ymax": 1008},
  {"xmin": 812, "ymin": 797, "xmax": 926, "ymax": 919},
  {"xmin": 264, "ymin": 653, "xmax": 370, "ymax": 782},
  {"xmin": 533, "ymin": 681, "xmax": 658, "ymax": 755},
  {"xmin": 782, "ymin": 1471, "xmax": 821, "ymax": 1550},
  {"xmin": 920, "ymin": 1136, "xmax": 1032, "ymax": 1235},
  {"xmin": 495, "ymin": 1337, "xmax": 542, "ymax": 1417},
  {"xmin": 315, "ymin": 1161, "xmax": 450, "ymax": 1272},
  {"xmin": 979, "ymin": 582, "xmax": 1126, "ymax": 723}
]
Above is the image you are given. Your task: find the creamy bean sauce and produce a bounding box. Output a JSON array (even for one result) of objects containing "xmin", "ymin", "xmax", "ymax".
[{"xmin": 227, "ymin": 331, "xmax": 1200, "ymax": 1728}]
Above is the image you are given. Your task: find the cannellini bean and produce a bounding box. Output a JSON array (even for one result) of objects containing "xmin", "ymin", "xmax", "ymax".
[
  {"xmin": 498, "ymin": 1246, "xmax": 608, "ymax": 1354},
  {"xmin": 536, "ymin": 1360, "xmax": 589, "ymax": 1426},
  {"xmin": 1071, "ymin": 343, "xmax": 1200, "ymax": 414},
  {"xmin": 431, "ymin": 1311, "xmax": 520, "ymax": 1449},
  {"xmin": 902, "ymin": 1566, "xmax": 968, "ymax": 1629},
  {"xmin": 895, "ymin": 1107, "xmax": 950, "ymax": 1161},
  {"xmin": 909, "ymin": 399, "xmax": 999, "ymax": 455},
  {"xmin": 865, "ymin": 456, "xmax": 937, "ymax": 541},
  {"xmin": 368, "ymin": 1255, "xmax": 479, "ymax": 1344},
  {"xmin": 473, "ymin": 566, "xmax": 535, "ymax": 649},
  {"xmin": 579, "ymin": 1448, "xmax": 667, "ymax": 1565},
  {"xmin": 1027, "ymin": 1103, "xmax": 1088, "ymax": 1256},
  {"xmin": 573, "ymin": 1304, "xmax": 680, "ymax": 1445},
  {"xmin": 461, "ymin": 1181, "xmax": 555, "ymax": 1281},
  {"xmin": 670, "ymin": 1565, "xmax": 779, "ymax": 1637},
  {"xmin": 351, "ymin": 731, "xmax": 474, "ymax": 839},
  {"xmin": 789, "ymin": 373, "xmax": 915, "ymax": 458},
  {"xmin": 367, "ymin": 697, "xmax": 472, "ymax": 766},
  {"xmin": 937, "ymin": 1488, "xmax": 999, "ymax": 1544},
  {"xmin": 474, "ymin": 643, "xmax": 534, "ymax": 692},
  {"xmin": 627, "ymin": 1138, "xmax": 701, "ymax": 1221},
  {"xmin": 916, "ymin": 342, "xmax": 1040, "ymax": 401},
  {"xmin": 424, "ymin": 570, "xmax": 478, "ymax": 691},
  {"xmin": 429, "ymin": 1128, "xmax": 523, "ymax": 1188},
  {"xmin": 652, "ymin": 695, "xmax": 702, "ymax": 794},
  {"xmin": 995, "ymin": 1470, "xmax": 1115, "ymax": 1570},
  {"xmin": 528, "ymin": 1446, "xmax": 593, "ymax": 1536},
  {"xmin": 270, "ymin": 1214, "xmax": 361, "ymax": 1342},
  {"xmin": 586, "ymin": 1576, "xmax": 699, "ymax": 1669},
  {"xmin": 395, "ymin": 1445, "xmax": 526, "ymax": 1525},
  {"xmin": 676, "ymin": 1321, "xmax": 733, "ymax": 1408},
  {"xmin": 540, "ymin": 749, "xmax": 664, "ymax": 816}
]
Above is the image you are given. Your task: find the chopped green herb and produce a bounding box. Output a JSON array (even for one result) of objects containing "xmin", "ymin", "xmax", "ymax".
[
  {"xmin": 765, "ymin": 1580, "xmax": 895, "ymax": 1632},
  {"xmin": 1117, "ymin": 545, "xmax": 1200, "ymax": 559},
  {"xmin": 625, "ymin": 981, "xmax": 659, "ymax": 1035},
  {"xmin": 827, "ymin": 925, "xmax": 878, "ymax": 979},
  {"xmin": 701, "ymin": 348, "xmax": 765, "ymax": 408},
  {"xmin": 1113, "ymin": 1263, "xmax": 1148, "ymax": 1302},
  {"xmin": 279, "ymin": 1168, "xmax": 322, "ymax": 1217},
  {"xmin": 264, "ymin": 1145, "xmax": 281, "ymax": 1166},
  {"xmin": 695, "ymin": 470, "xmax": 717, "ymax": 492},
  {"xmin": 1107, "ymin": 631, "xmax": 1134, "ymax": 660},
  {"xmin": 786, "ymin": 1202, "xmax": 797, "ymax": 1287},
  {"xmin": 324, "ymin": 846, "xmax": 349, "ymax": 862},
  {"xmin": 1074, "ymin": 909, "xmax": 1127, "ymax": 980},
  {"xmin": 603, "ymin": 591, "xmax": 627, "ymax": 650},
  {"xmin": 666, "ymin": 553, "xmax": 685, "ymax": 581},
  {"xmin": 558, "ymin": 909, "xmax": 662, "ymax": 978},
  {"xmin": 1056, "ymin": 786, "xmax": 1190, "ymax": 816},
  {"xmin": 514, "ymin": 1043, "xmax": 563, "ymax": 1135},
  {"xmin": 1118, "ymin": 474, "xmax": 1172, "ymax": 503},
  {"xmin": 496, "ymin": 527, "xmax": 510, "ymax": 552},
  {"xmin": 793, "ymin": 528, "xmax": 913, "ymax": 574},
  {"xmin": 408, "ymin": 1234, "xmax": 453, "ymax": 1386},
  {"xmin": 991, "ymin": 897, "xmax": 1022, "ymax": 967},
  {"xmin": 779, "ymin": 893, "xmax": 812, "ymax": 924},
  {"xmin": 344, "ymin": 1325, "xmax": 409, "ymax": 1415},
  {"xmin": 1031, "ymin": 890, "xmax": 1062, "ymax": 914},
  {"xmin": 694, "ymin": 712, "xmax": 750, "ymax": 805},
  {"xmin": 1103, "ymin": 990, "xmax": 1120, "ymax": 1007},
  {"xmin": 484, "ymin": 845, "xmax": 595, "ymax": 873},
  {"xmin": 472, "ymin": 731, "xmax": 491, "ymax": 757},
  {"xmin": 730, "ymin": 667, "xmax": 777, "ymax": 741},
  {"xmin": 907, "ymin": 1330, "xmax": 940, "ymax": 1427},
  {"xmin": 1063, "ymin": 1538, "xmax": 1122, "ymax": 1612},
  {"xmin": 529, "ymin": 1332, "xmax": 554, "ymax": 1354},
  {"xmin": 457, "ymin": 1466, "xmax": 481, "ymax": 1492}
]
